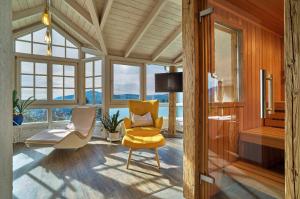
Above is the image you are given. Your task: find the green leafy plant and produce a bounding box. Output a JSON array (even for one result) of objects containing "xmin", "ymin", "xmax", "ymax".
[
  {"xmin": 99, "ymin": 111, "xmax": 124, "ymax": 133},
  {"xmin": 13, "ymin": 89, "xmax": 35, "ymax": 115}
]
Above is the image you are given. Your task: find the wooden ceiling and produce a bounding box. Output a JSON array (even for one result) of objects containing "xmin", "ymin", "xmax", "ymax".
[
  {"xmin": 12, "ymin": 0, "xmax": 284, "ymax": 64},
  {"xmin": 211, "ymin": 0, "xmax": 284, "ymax": 35},
  {"xmin": 12, "ymin": 0, "xmax": 182, "ymax": 64}
]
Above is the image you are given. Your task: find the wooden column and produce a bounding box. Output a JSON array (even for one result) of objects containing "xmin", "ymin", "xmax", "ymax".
[
  {"xmin": 0, "ymin": 0, "xmax": 13, "ymax": 198},
  {"xmin": 183, "ymin": 0, "xmax": 211, "ymax": 197},
  {"xmin": 168, "ymin": 66, "xmax": 177, "ymax": 135},
  {"xmin": 285, "ymin": 0, "xmax": 300, "ymax": 198}
]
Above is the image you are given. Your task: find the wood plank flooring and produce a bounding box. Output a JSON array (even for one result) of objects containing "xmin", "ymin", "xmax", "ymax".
[{"xmin": 13, "ymin": 137, "xmax": 183, "ymax": 199}]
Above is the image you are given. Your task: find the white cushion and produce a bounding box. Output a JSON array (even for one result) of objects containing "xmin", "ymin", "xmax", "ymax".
[{"xmin": 131, "ymin": 112, "xmax": 153, "ymax": 127}]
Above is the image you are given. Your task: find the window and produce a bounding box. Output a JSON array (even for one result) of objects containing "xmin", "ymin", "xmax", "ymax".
[
  {"xmin": 146, "ymin": 64, "xmax": 169, "ymax": 102},
  {"xmin": 20, "ymin": 61, "xmax": 47, "ymax": 100},
  {"xmin": 109, "ymin": 108, "xmax": 129, "ymax": 119},
  {"xmin": 209, "ymin": 24, "xmax": 241, "ymax": 103},
  {"xmin": 85, "ymin": 60, "xmax": 103, "ymax": 104},
  {"xmin": 85, "ymin": 53, "xmax": 96, "ymax": 58},
  {"xmin": 112, "ymin": 63, "xmax": 141, "ymax": 101},
  {"xmin": 23, "ymin": 109, "xmax": 48, "ymax": 123},
  {"xmin": 15, "ymin": 27, "xmax": 79, "ymax": 59},
  {"xmin": 52, "ymin": 64, "xmax": 76, "ymax": 101},
  {"xmin": 52, "ymin": 107, "xmax": 72, "ymax": 121},
  {"xmin": 19, "ymin": 60, "xmax": 77, "ymax": 103}
]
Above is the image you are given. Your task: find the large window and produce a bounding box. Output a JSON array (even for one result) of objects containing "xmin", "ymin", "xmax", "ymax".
[
  {"xmin": 112, "ymin": 63, "xmax": 141, "ymax": 101},
  {"xmin": 146, "ymin": 64, "xmax": 169, "ymax": 102},
  {"xmin": 20, "ymin": 61, "xmax": 47, "ymax": 100},
  {"xmin": 85, "ymin": 60, "xmax": 103, "ymax": 104},
  {"xmin": 210, "ymin": 24, "xmax": 241, "ymax": 103},
  {"xmin": 19, "ymin": 60, "xmax": 77, "ymax": 103},
  {"xmin": 15, "ymin": 28, "xmax": 79, "ymax": 59},
  {"xmin": 52, "ymin": 64, "xmax": 76, "ymax": 101}
]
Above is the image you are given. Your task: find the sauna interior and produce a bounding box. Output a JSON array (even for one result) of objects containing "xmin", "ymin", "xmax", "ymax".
[{"xmin": 3, "ymin": 0, "xmax": 286, "ymax": 198}]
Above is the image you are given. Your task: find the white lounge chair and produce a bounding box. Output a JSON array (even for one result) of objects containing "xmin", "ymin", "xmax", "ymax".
[{"xmin": 25, "ymin": 107, "xmax": 96, "ymax": 149}]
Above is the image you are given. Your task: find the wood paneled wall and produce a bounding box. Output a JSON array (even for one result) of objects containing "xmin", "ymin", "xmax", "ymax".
[{"xmin": 210, "ymin": 0, "xmax": 284, "ymax": 130}]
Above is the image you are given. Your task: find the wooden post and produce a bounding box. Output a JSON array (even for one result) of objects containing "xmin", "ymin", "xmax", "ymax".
[
  {"xmin": 0, "ymin": 0, "xmax": 13, "ymax": 198},
  {"xmin": 285, "ymin": 1, "xmax": 300, "ymax": 198},
  {"xmin": 168, "ymin": 66, "xmax": 177, "ymax": 135},
  {"xmin": 183, "ymin": 0, "xmax": 211, "ymax": 197}
]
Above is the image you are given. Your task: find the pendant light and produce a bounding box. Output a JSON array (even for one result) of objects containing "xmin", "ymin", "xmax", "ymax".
[
  {"xmin": 41, "ymin": 0, "xmax": 51, "ymax": 26},
  {"xmin": 45, "ymin": 29, "xmax": 51, "ymax": 43}
]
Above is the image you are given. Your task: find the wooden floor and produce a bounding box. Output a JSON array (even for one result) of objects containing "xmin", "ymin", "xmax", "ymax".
[{"xmin": 13, "ymin": 136, "xmax": 183, "ymax": 199}]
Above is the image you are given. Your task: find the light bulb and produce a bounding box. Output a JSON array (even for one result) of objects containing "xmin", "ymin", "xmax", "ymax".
[
  {"xmin": 41, "ymin": 10, "xmax": 50, "ymax": 26},
  {"xmin": 47, "ymin": 45, "xmax": 52, "ymax": 56},
  {"xmin": 45, "ymin": 30, "xmax": 51, "ymax": 43}
]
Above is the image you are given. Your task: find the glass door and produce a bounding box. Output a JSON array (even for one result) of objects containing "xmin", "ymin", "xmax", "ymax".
[
  {"xmin": 207, "ymin": 23, "xmax": 241, "ymax": 198},
  {"xmin": 206, "ymin": 23, "xmax": 284, "ymax": 199}
]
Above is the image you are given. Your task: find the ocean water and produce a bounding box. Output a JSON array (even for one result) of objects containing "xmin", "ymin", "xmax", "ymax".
[{"xmin": 109, "ymin": 106, "xmax": 183, "ymax": 119}]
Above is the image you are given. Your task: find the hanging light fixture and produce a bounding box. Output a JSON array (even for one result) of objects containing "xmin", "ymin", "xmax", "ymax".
[
  {"xmin": 45, "ymin": 29, "xmax": 51, "ymax": 43},
  {"xmin": 47, "ymin": 45, "xmax": 52, "ymax": 56},
  {"xmin": 41, "ymin": 0, "xmax": 51, "ymax": 26}
]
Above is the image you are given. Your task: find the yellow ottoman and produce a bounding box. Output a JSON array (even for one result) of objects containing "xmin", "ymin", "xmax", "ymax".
[{"xmin": 122, "ymin": 128, "xmax": 165, "ymax": 169}]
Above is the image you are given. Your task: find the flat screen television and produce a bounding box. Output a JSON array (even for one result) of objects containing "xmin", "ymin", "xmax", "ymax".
[{"xmin": 155, "ymin": 72, "xmax": 183, "ymax": 92}]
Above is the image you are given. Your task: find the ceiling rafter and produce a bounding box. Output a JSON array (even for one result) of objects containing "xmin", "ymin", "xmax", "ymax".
[
  {"xmin": 13, "ymin": 21, "xmax": 44, "ymax": 38},
  {"xmin": 50, "ymin": 6, "xmax": 102, "ymax": 52},
  {"xmin": 100, "ymin": 0, "xmax": 114, "ymax": 31},
  {"xmin": 173, "ymin": 52, "xmax": 183, "ymax": 64},
  {"xmin": 64, "ymin": 0, "xmax": 93, "ymax": 25},
  {"xmin": 124, "ymin": 0, "xmax": 168, "ymax": 58},
  {"xmin": 13, "ymin": 5, "xmax": 44, "ymax": 21},
  {"xmin": 86, "ymin": 0, "xmax": 108, "ymax": 55},
  {"xmin": 152, "ymin": 24, "xmax": 182, "ymax": 61}
]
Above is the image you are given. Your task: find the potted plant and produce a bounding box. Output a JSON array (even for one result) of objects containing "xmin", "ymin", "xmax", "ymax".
[
  {"xmin": 13, "ymin": 90, "xmax": 35, "ymax": 126},
  {"xmin": 99, "ymin": 111, "xmax": 124, "ymax": 142}
]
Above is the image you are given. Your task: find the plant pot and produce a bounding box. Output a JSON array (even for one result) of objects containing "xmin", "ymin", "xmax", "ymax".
[
  {"xmin": 13, "ymin": 114, "xmax": 23, "ymax": 126},
  {"xmin": 107, "ymin": 131, "xmax": 121, "ymax": 142}
]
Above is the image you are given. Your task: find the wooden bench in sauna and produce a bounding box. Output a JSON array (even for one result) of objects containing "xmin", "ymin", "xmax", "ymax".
[{"xmin": 240, "ymin": 102, "xmax": 285, "ymax": 150}]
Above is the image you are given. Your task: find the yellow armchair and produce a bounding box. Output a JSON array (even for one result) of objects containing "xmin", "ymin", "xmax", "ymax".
[{"xmin": 122, "ymin": 100, "xmax": 165, "ymax": 169}]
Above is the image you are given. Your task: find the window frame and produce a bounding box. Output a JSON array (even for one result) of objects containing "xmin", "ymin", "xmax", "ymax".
[
  {"xmin": 212, "ymin": 23, "xmax": 242, "ymax": 103},
  {"xmin": 16, "ymin": 57, "xmax": 79, "ymax": 106},
  {"xmin": 84, "ymin": 59, "xmax": 104, "ymax": 105},
  {"xmin": 15, "ymin": 27, "xmax": 80, "ymax": 59},
  {"xmin": 110, "ymin": 60, "xmax": 144, "ymax": 105}
]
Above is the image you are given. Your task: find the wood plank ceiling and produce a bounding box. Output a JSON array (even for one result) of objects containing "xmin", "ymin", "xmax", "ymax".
[{"xmin": 12, "ymin": 0, "xmax": 183, "ymax": 64}]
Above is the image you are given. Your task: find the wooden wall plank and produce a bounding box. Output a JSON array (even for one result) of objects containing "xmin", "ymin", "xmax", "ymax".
[{"xmin": 211, "ymin": 2, "xmax": 283, "ymax": 131}]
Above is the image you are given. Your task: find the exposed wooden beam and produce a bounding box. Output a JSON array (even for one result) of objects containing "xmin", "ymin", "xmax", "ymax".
[
  {"xmin": 50, "ymin": 6, "xmax": 102, "ymax": 52},
  {"xmin": 152, "ymin": 24, "xmax": 182, "ymax": 61},
  {"xmin": 124, "ymin": 0, "xmax": 168, "ymax": 58},
  {"xmin": 100, "ymin": 0, "xmax": 114, "ymax": 31},
  {"xmin": 13, "ymin": 22, "xmax": 44, "ymax": 38},
  {"xmin": 64, "ymin": 0, "xmax": 93, "ymax": 25},
  {"xmin": 173, "ymin": 52, "xmax": 183, "ymax": 64},
  {"xmin": 285, "ymin": 0, "xmax": 300, "ymax": 198},
  {"xmin": 13, "ymin": 4, "xmax": 44, "ymax": 21},
  {"xmin": 86, "ymin": 0, "xmax": 108, "ymax": 55}
]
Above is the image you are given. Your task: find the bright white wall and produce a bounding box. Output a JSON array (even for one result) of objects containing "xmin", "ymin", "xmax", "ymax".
[{"xmin": 0, "ymin": 0, "xmax": 13, "ymax": 198}]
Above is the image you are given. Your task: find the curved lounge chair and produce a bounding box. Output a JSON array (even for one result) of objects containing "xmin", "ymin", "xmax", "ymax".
[{"xmin": 25, "ymin": 107, "xmax": 96, "ymax": 149}]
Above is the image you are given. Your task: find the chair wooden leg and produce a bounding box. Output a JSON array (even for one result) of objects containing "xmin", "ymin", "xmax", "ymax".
[
  {"xmin": 126, "ymin": 148, "xmax": 132, "ymax": 169},
  {"xmin": 155, "ymin": 148, "xmax": 160, "ymax": 169}
]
